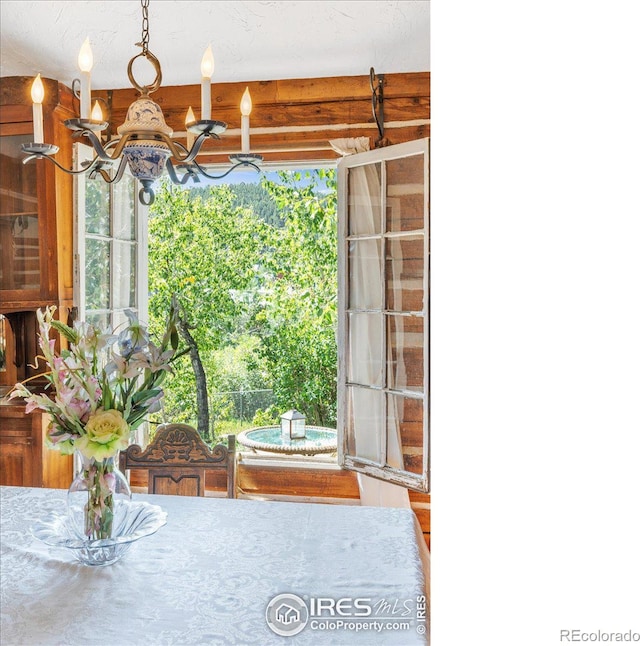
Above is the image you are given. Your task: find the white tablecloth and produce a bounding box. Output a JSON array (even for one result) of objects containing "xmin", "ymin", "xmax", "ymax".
[{"xmin": 0, "ymin": 486, "xmax": 428, "ymax": 645}]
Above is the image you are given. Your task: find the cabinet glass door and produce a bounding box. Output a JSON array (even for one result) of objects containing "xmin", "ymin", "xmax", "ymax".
[{"xmin": 0, "ymin": 132, "xmax": 40, "ymax": 293}]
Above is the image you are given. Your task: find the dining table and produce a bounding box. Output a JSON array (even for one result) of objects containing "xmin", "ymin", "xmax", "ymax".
[{"xmin": 0, "ymin": 486, "xmax": 429, "ymax": 645}]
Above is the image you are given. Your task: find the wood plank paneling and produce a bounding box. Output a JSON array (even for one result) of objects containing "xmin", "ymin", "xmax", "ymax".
[
  {"xmin": 99, "ymin": 73, "xmax": 429, "ymax": 110},
  {"xmin": 93, "ymin": 72, "xmax": 430, "ymax": 159},
  {"xmin": 237, "ymin": 461, "xmax": 360, "ymax": 499},
  {"xmin": 106, "ymin": 97, "xmax": 429, "ymax": 133}
]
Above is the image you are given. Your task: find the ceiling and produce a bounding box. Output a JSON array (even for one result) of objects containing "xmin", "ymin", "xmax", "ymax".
[{"xmin": 0, "ymin": 1, "xmax": 429, "ymax": 90}]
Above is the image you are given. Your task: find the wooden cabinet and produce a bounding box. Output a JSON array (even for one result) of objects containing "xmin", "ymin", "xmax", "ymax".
[
  {"xmin": 0, "ymin": 403, "xmax": 72, "ymax": 488},
  {"xmin": 0, "ymin": 76, "xmax": 75, "ymax": 313},
  {"xmin": 0, "ymin": 76, "xmax": 75, "ymax": 487}
]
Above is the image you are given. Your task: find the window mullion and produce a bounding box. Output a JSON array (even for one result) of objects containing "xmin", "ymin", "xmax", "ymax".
[{"xmin": 380, "ymin": 160, "xmax": 388, "ymax": 468}]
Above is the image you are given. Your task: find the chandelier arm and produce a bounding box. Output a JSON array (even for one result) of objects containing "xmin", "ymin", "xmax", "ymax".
[
  {"xmin": 188, "ymin": 158, "xmax": 261, "ymax": 181},
  {"xmin": 21, "ymin": 151, "xmax": 108, "ymax": 176},
  {"xmin": 89, "ymin": 156, "xmax": 128, "ymax": 185},
  {"xmin": 165, "ymin": 159, "xmax": 200, "ymax": 186},
  {"xmin": 102, "ymin": 138, "xmax": 122, "ymax": 152},
  {"xmin": 91, "ymin": 167, "xmax": 114, "ymax": 184},
  {"xmin": 165, "ymin": 130, "xmax": 221, "ymax": 164},
  {"xmin": 173, "ymin": 136, "xmax": 205, "ymax": 164},
  {"xmin": 164, "ymin": 135, "xmax": 203, "ymax": 163},
  {"xmin": 79, "ymin": 129, "xmax": 135, "ymax": 161},
  {"xmin": 109, "ymin": 155, "xmax": 129, "ymax": 184}
]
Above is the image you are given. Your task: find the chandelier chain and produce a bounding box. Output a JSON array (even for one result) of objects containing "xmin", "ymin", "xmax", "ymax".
[{"xmin": 139, "ymin": 0, "xmax": 150, "ymax": 54}]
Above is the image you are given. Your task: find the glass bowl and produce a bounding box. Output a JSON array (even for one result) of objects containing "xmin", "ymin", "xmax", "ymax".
[{"xmin": 31, "ymin": 500, "xmax": 167, "ymax": 566}]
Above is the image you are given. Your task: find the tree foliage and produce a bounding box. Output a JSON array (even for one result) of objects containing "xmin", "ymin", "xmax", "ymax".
[
  {"xmin": 148, "ymin": 182, "xmax": 269, "ymax": 428},
  {"xmin": 256, "ymin": 170, "xmax": 337, "ymax": 425},
  {"xmin": 147, "ymin": 170, "xmax": 337, "ymax": 433},
  {"xmin": 189, "ymin": 182, "xmax": 282, "ymax": 227}
]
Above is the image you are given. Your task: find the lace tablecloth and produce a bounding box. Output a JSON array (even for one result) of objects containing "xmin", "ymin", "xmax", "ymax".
[{"xmin": 0, "ymin": 486, "xmax": 428, "ymax": 645}]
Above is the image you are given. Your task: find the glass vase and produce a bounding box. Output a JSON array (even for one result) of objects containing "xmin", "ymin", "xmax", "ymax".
[{"xmin": 67, "ymin": 451, "xmax": 132, "ymax": 541}]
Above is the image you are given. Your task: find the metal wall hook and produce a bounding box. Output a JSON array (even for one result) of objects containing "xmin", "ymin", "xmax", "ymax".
[{"xmin": 370, "ymin": 67, "xmax": 387, "ymax": 147}]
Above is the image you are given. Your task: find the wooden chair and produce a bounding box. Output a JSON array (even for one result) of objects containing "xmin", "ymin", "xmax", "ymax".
[{"xmin": 120, "ymin": 424, "xmax": 237, "ymax": 498}]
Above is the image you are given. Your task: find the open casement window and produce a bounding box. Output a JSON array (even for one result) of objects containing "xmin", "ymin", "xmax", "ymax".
[
  {"xmin": 337, "ymin": 138, "xmax": 430, "ymax": 493},
  {"xmin": 73, "ymin": 143, "xmax": 148, "ymax": 330}
]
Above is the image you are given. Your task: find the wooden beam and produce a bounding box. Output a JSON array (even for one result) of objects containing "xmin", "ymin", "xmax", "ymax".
[
  {"xmin": 96, "ymin": 72, "xmax": 429, "ymax": 111},
  {"xmin": 167, "ymin": 123, "xmax": 429, "ymax": 162},
  {"xmin": 93, "ymin": 72, "xmax": 430, "ymax": 159}
]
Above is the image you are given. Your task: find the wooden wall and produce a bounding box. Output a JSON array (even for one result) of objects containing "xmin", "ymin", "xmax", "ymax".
[{"xmin": 94, "ymin": 71, "xmax": 429, "ymax": 164}]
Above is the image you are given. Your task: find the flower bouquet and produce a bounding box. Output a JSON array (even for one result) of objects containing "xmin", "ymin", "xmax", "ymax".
[{"xmin": 10, "ymin": 303, "xmax": 184, "ymax": 541}]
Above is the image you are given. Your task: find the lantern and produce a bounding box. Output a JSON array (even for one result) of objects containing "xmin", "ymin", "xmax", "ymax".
[{"xmin": 280, "ymin": 409, "xmax": 306, "ymax": 440}]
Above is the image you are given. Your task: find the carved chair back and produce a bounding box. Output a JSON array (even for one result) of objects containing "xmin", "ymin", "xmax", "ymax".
[{"xmin": 120, "ymin": 424, "xmax": 237, "ymax": 498}]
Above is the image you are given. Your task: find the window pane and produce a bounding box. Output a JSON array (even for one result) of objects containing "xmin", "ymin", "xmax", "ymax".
[
  {"xmin": 348, "ymin": 313, "xmax": 383, "ymax": 387},
  {"xmin": 387, "ymin": 393, "xmax": 423, "ymax": 475},
  {"xmin": 348, "ymin": 386, "xmax": 383, "ymax": 463},
  {"xmin": 85, "ymin": 180, "xmax": 110, "ymax": 235},
  {"xmin": 85, "ymin": 312, "xmax": 110, "ymax": 331},
  {"xmin": 112, "ymin": 309, "xmax": 132, "ymax": 333},
  {"xmin": 113, "ymin": 242, "xmax": 136, "ymax": 309},
  {"xmin": 85, "ymin": 238, "xmax": 110, "ymax": 310},
  {"xmin": 385, "ymin": 235, "xmax": 424, "ymax": 312},
  {"xmin": 387, "ymin": 314, "xmax": 424, "ymax": 393},
  {"xmin": 112, "ymin": 174, "xmax": 135, "ymax": 240},
  {"xmin": 386, "ymin": 155, "xmax": 424, "ymax": 233},
  {"xmin": 348, "ymin": 239, "xmax": 382, "ymax": 310},
  {"xmin": 347, "ymin": 163, "xmax": 382, "ymax": 235}
]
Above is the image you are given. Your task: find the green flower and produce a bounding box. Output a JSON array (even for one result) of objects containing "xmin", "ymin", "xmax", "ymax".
[{"xmin": 75, "ymin": 408, "xmax": 130, "ymax": 461}]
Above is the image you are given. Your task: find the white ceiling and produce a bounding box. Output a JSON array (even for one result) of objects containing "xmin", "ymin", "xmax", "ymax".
[{"xmin": 0, "ymin": 1, "xmax": 429, "ymax": 90}]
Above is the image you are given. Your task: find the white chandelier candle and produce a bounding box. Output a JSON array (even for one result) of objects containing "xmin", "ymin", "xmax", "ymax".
[
  {"xmin": 91, "ymin": 100, "xmax": 103, "ymax": 122},
  {"xmin": 78, "ymin": 37, "xmax": 93, "ymax": 120},
  {"xmin": 31, "ymin": 74, "xmax": 45, "ymax": 144},
  {"xmin": 200, "ymin": 45, "xmax": 214, "ymax": 120},
  {"xmin": 185, "ymin": 106, "xmax": 196, "ymax": 149},
  {"xmin": 240, "ymin": 87, "xmax": 252, "ymax": 154}
]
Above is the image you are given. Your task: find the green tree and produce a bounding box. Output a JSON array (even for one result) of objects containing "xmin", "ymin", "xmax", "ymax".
[
  {"xmin": 256, "ymin": 170, "xmax": 338, "ymax": 425},
  {"xmin": 147, "ymin": 170, "xmax": 337, "ymax": 433},
  {"xmin": 147, "ymin": 182, "xmax": 270, "ymax": 430}
]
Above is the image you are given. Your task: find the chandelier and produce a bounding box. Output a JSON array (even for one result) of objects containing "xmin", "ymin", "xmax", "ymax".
[{"xmin": 21, "ymin": 0, "xmax": 262, "ymax": 205}]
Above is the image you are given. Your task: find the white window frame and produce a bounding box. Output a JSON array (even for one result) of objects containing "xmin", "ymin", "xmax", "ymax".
[
  {"xmin": 337, "ymin": 138, "xmax": 430, "ymax": 493},
  {"xmin": 73, "ymin": 143, "xmax": 148, "ymax": 328}
]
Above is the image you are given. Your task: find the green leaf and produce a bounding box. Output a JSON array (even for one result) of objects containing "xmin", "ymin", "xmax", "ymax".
[
  {"xmin": 50, "ymin": 320, "xmax": 79, "ymax": 344},
  {"xmin": 101, "ymin": 379, "xmax": 113, "ymax": 410},
  {"xmin": 131, "ymin": 389, "xmax": 161, "ymax": 404}
]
